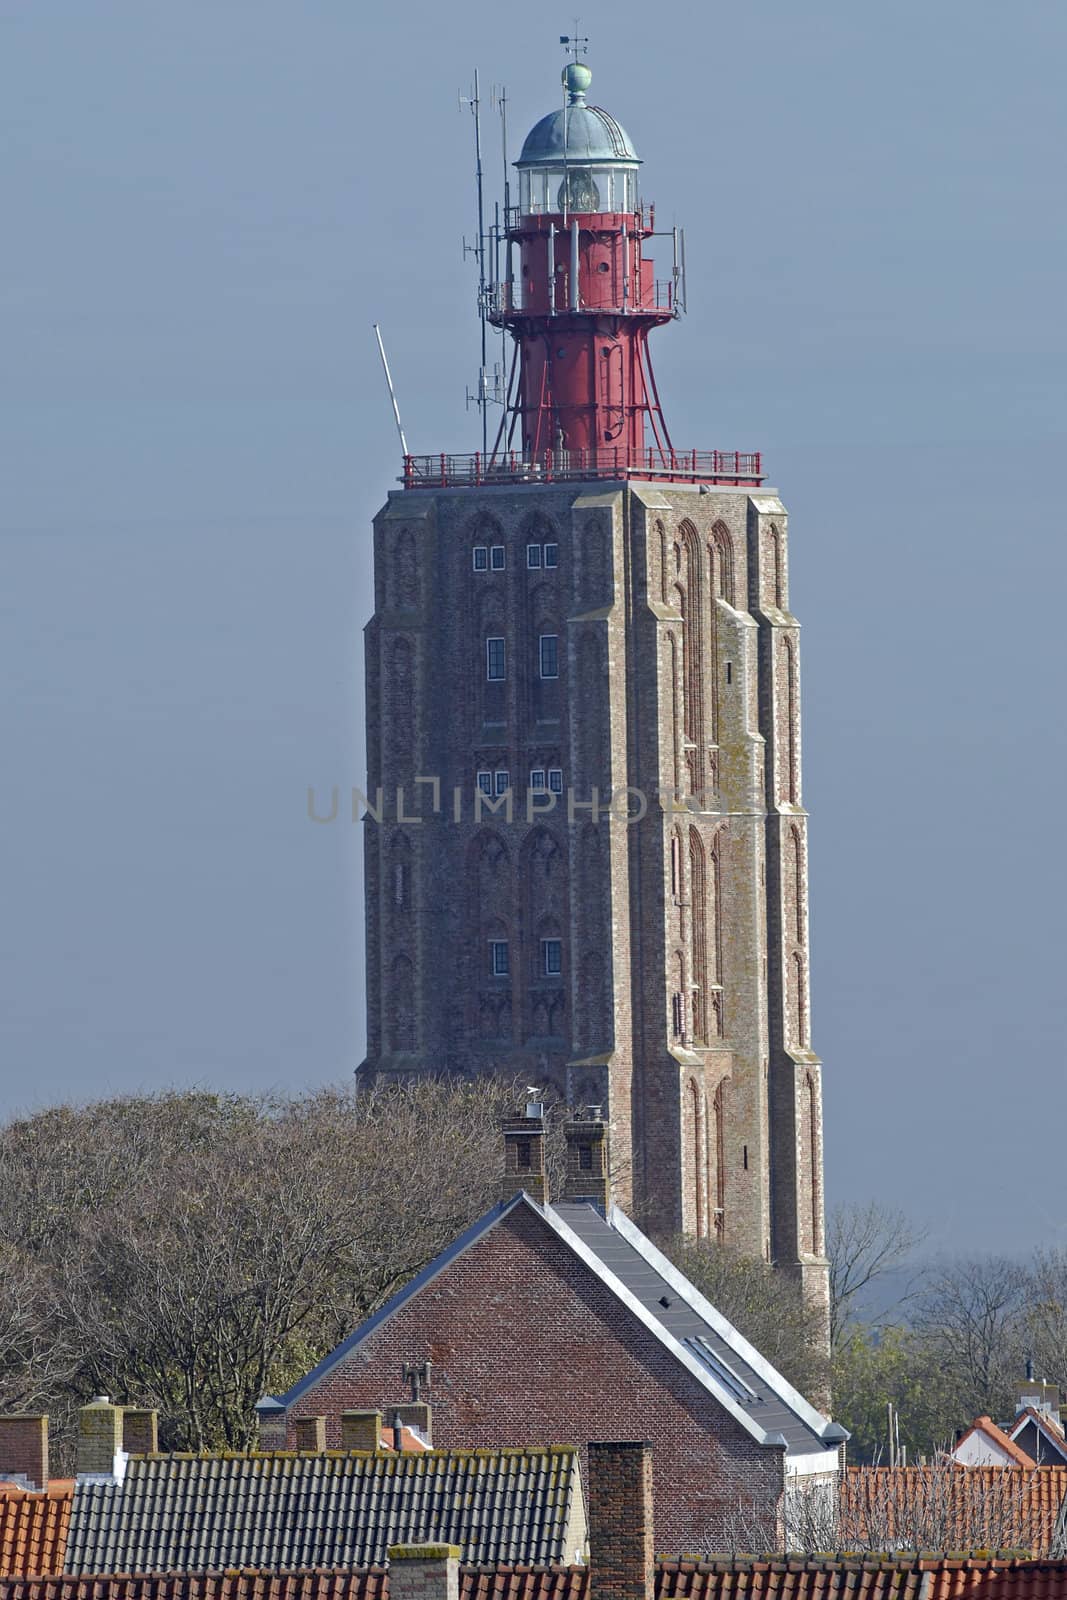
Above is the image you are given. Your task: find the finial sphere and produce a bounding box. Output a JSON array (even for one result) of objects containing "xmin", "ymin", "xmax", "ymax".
[{"xmin": 562, "ymin": 61, "xmax": 592, "ymax": 102}]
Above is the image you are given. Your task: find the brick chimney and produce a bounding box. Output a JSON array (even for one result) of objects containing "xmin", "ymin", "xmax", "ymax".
[
  {"xmin": 562, "ymin": 1108, "xmax": 610, "ymax": 1210},
  {"xmin": 341, "ymin": 1410, "xmax": 383, "ymax": 1451},
  {"xmin": 0, "ymin": 1414, "xmax": 49, "ymax": 1490},
  {"xmin": 255, "ymin": 1397, "xmax": 287, "ymax": 1450},
  {"xmin": 388, "ymin": 1545, "xmax": 461, "ymax": 1600},
  {"xmin": 122, "ymin": 1408, "xmax": 158, "ymax": 1455},
  {"xmin": 294, "ymin": 1415, "xmax": 327, "ymax": 1452},
  {"xmin": 501, "ymin": 1098, "xmax": 547, "ymax": 1204},
  {"xmin": 587, "ymin": 1442, "xmax": 654, "ymax": 1600},
  {"xmin": 77, "ymin": 1397, "xmax": 125, "ymax": 1481}
]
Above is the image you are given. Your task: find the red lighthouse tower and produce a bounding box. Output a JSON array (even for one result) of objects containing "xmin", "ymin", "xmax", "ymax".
[{"xmin": 491, "ymin": 59, "xmax": 676, "ymax": 463}]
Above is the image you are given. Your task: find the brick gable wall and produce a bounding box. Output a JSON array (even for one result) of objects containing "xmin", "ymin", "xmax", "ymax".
[{"xmin": 281, "ymin": 1205, "xmax": 784, "ymax": 1552}]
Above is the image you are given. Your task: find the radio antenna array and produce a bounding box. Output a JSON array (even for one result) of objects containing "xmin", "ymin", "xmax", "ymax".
[{"xmin": 460, "ymin": 71, "xmax": 490, "ymax": 454}]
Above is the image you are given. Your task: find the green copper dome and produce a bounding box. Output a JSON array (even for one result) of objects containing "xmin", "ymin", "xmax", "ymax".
[{"xmin": 516, "ymin": 63, "xmax": 640, "ymax": 169}]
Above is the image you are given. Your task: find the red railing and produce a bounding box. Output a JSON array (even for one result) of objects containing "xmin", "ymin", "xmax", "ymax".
[{"xmin": 401, "ymin": 448, "xmax": 763, "ymax": 490}]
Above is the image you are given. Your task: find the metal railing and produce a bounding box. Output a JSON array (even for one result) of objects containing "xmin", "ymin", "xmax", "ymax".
[
  {"xmin": 487, "ymin": 279, "xmax": 677, "ymax": 317},
  {"xmin": 401, "ymin": 448, "xmax": 763, "ymax": 489}
]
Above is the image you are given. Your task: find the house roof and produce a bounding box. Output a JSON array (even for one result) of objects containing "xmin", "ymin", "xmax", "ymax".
[
  {"xmin": 953, "ymin": 1419, "xmax": 1037, "ymax": 1469},
  {"xmin": 842, "ymin": 1467, "xmax": 1067, "ymax": 1560},
  {"xmin": 270, "ymin": 1194, "xmax": 841, "ymax": 1466},
  {"xmin": 5, "ymin": 1558, "xmax": 1067, "ymax": 1600},
  {"xmin": 1008, "ymin": 1413, "xmax": 1067, "ymax": 1468},
  {"xmin": 64, "ymin": 1449, "xmax": 583, "ymax": 1575},
  {"xmin": 0, "ymin": 1486, "xmax": 73, "ymax": 1578},
  {"xmin": 660, "ymin": 1556, "xmax": 1067, "ymax": 1600}
]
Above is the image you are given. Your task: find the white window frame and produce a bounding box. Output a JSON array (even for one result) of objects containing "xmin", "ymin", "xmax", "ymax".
[
  {"xmin": 494, "ymin": 770, "xmax": 511, "ymax": 796},
  {"xmin": 472, "ymin": 546, "xmax": 488, "ymax": 571},
  {"xmin": 490, "ymin": 545, "xmax": 506, "ymax": 571},
  {"xmin": 489, "ymin": 940, "xmax": 510, "ymax": 977},
  {"xmin": 477, "ymin": 770, "xmax": 493, "ymax": 796},
  {"xmin": 526, "ymin": 543, "xmax": 542, "ymax": 569},
  {"xmin": 542, "ymin": 938, "xmax": 563, "ymax": 977},
  {"xmin": 539, "ymin": 634, "xmax": 559, "ymax": 680},
  {"xmin": 548, "ymin": 767, "xmax": 564, "ymax": 794},
  {"xmin": 543, "ymin": 543, "xmax": 558, "ymax": 568},
  {"xmin": 529, "ymin": 768, "xmax": 547, "ymax": 792},
  {"xmin": 486, "ymin": 637, "xmax": 506, "ymax": 680}
]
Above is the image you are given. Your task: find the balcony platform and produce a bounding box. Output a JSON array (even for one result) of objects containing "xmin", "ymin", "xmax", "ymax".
[{"xmin": 400, "ymin": 448, "xmax": 763, "ymax": 490}]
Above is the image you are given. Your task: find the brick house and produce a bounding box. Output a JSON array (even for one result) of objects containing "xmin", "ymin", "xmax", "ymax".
[{"xmin": 257, "ymin": 1109, "xmax": 843, "ymax": 1552}]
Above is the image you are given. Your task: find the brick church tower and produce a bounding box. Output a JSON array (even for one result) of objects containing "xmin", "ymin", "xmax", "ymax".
[{"xmin": 361, "ymin": 55, "xmax": 828, "ymax": 1322}]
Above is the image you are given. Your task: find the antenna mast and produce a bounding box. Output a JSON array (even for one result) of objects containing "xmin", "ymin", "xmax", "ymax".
[
  {"xmin": 372, "ymin": 324, "xmax": 409, "ymax": 458},
  {"xmin": 461, "ymin": 71, "xmax": 490, "ymax": 455}
]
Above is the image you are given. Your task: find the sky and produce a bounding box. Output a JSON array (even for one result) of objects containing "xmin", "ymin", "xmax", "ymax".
[{"xmin": 1, "ymin": 0, "xmax": 1064, "ymax": 1258}]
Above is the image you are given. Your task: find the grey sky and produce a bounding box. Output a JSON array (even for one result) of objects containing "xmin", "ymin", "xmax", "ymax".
[{"xmin": 1, "ymin": 0, "xmax": 1064, "ymax": 1256}]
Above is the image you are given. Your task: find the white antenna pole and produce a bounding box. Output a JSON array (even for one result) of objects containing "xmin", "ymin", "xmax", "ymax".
[{"xmin": 372, "ymin": 324, "xmax": 409, "ymax": 457}]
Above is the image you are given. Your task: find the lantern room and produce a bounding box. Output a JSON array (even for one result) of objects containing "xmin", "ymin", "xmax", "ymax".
[{"xmin": 515, "ymin": 62, "xmax": 641, "ymax": 218}]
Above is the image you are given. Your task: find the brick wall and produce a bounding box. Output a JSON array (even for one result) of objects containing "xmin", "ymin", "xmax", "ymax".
[
  {"xmin": 0, "ymin": 1415, "xmax": 48, "ymax": 1490},
  {"xmin": 280, "ymin": 1203, "xmax": 784, "ymax": 1552}
]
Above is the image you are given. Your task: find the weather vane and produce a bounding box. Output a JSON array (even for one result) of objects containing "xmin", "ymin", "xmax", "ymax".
[{"xmin": 559, "ymin": 27, "xmax": 589, "ymax": 64}]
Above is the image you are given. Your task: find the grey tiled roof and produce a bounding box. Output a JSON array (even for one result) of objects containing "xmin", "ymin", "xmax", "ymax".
[
  {"xmin": 65, "ymin": 1450, "xmax": 583, "ymax": 1575},
  {"xmin": 552, "ymin": 1204, "xmax": 830, "ymax": 1458}
]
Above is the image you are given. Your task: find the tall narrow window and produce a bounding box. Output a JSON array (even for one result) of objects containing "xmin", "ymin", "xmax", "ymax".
[
  {"xmin": 472, "ymin": 546, "xmax": 488, "ymax": 572},
  {"xmin": 476, "ymin": 770, "xmax": 493, "ymax": 795},
  {"xmin": 486, "ymin": 637, "xmax": 506, "ymax": 680},
  {"xmin": 526, "ymin": 544, "xmax": 542, "ymax": 569},
  {"xmin": 548, "ymin": 767, "xmax": 564, "ymax": 794},
  {"xmin": 542, "ymin": 938, "xmax": 562, "ymax": 976},
  {"xmin": 490, "ymin": 545, "xmax": 506, "ymax": 571},
  {"xmin": 494, "ymin": 770, "xmax": 511, "ymax": 796},
  {"xmin": 539, "ymin": 634, "xmax": 559, "ymax": 679},
  {"xmin": 489, "ymin": 940, "xmax": 510, "ymax": 977},
  {"xmin": 543, "ymin": 543, "xmax": 558, "ymax": 568},
  {"xmin": 529, "ymin": 768, "xmax": 547, "ymax": 792}
]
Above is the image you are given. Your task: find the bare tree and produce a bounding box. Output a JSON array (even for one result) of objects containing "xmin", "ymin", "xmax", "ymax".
[
  {"xmin": 1025, "ymin": 1247, "xmax": 1067, "ymax": 1390},
  {"xmin": 913, "ymin": 1255, "xmax": 1029, "ymax": 1422},
  {"xmin": 0, "ymin": 1078, "xmax": 535, "ymax": 1459},
  {"xmin": 827, "ymin": 1201, "xmax": 927, "ymax": 1352},
  {"xmin": 704, "ymin": 1461, "xmax": 1067, "ymax": 1557}
]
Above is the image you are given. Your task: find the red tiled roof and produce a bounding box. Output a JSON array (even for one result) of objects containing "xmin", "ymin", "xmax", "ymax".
[
  {"xmin": 0, "ymin": 1487, "xmax": 73, "ymax": 1578},
  {"xmin": 5, "ymin": 1560, "xmax": 1067, "ymax": 1600},
  {"xmin": 1, "ymin": 1579, "xmax": 385, "ymax": 1600},
  {"xmin": 657, "ymin": 1558, "xmax": 1067, "ymax": 1600},
  {"xmin": 658, "ymin": 1556, "xmax": 927, "ymax": 1599},
  {"xmin": 463, "ymin": 1568, "xmax": 586, "ymax": 1600},
  {"xmin": 842, "ymin": 1468, "xmax": 1067, "ymax": 1559},
  {"xmin": 0, "ymin": 1571, "xmax": 583, "ymax": 1600},
  {"xmin": 954, "ymin": 1420, "xmax": 1037, "ymax": 1470}
]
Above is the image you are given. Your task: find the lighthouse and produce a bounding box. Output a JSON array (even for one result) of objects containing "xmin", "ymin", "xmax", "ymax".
[
  {"xmin": 492, "ymin": 59, "xmax": 676, "ymax": 461},
  {"xmin": 362, "ymin": 54, "xmax": 829, "ymax": 1333}
]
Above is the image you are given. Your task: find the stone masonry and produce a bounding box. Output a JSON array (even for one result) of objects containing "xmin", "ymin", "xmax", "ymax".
[{"xmin": 359, "ymin": 477, "xmax": 828, "ymax": 1323}]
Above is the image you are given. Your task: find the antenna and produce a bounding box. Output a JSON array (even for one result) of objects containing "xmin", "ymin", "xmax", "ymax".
[
  {"xmin": 460, "ymin": 71, "xmax": 490, "ymax": 454},
  {"xmin": 372, "ymin": 324, "xmax": 409, "ymax": 457},
  {"xmin": 490, "ymin": 82, "xmax": 511, "ymax": 405}
]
